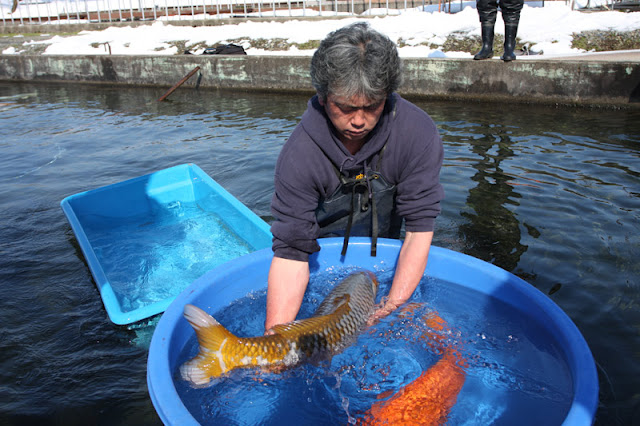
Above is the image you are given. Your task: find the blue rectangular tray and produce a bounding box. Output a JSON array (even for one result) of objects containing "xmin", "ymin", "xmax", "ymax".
[{"xmin": 61, "ymin": 163, "xmax": 272, "ymax": 325}]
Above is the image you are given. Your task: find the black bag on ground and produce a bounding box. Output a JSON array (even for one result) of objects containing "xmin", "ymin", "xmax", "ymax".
[{"xmin": 202, "ymin": 44, "xmax": 247, "ymax": 55}]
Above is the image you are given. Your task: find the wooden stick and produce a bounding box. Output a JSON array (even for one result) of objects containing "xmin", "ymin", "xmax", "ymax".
[{"xmin": 157, "ymin": 66, "xmax": 201, "ymax": 102}]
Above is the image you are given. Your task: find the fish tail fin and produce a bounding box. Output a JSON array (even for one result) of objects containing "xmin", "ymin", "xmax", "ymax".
[{"xmin": 180, "ymin": 304, "xmax": 238, "ymax": 385}]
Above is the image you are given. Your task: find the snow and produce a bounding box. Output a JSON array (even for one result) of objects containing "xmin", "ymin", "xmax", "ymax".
[{"xmin": 2, "ymin": 1, "xmax": 640, "ymax": 59}]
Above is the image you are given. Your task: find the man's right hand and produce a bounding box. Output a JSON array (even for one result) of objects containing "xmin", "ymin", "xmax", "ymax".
[{"xmin": 264, "ymin": 256, "xmax": 310, "ymax": 332}]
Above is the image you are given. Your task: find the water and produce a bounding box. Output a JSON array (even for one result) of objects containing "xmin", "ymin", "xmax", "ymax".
[
  {"xmin": 0, "ymin": 82, "xmax": 638, "ymax": 424},
  {"xmin": 83, "ymin": 201, "xmax": 253, "ymax": 313},
  {"xmin": 174, "ymin": 269, "xmax": 574, "ymax": 425}
]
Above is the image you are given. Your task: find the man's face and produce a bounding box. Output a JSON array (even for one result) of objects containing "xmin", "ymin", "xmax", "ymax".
[{"xmin": 320, "ymin": 93, "xmax": 386, "ymax": 147}]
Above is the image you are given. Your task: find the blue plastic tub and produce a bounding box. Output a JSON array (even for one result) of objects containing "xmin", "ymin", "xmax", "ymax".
[
  {"xmin": 61, "ymin": 163, "xmax": 272, "ymax": 325},
  {"xmin": 147, "ymin": 238, "xmax": 598, "ymax": 425}
]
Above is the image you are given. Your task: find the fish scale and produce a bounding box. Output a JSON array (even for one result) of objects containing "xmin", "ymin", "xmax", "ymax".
[{"xmin": 180, "ymin": 270, "xmax": 379, "ymax": 386}]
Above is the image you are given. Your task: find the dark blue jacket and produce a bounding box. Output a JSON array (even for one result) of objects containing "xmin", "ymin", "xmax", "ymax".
[{"xmin": 271, "ymin": 93, "xmax": 444, "ymax": 261}]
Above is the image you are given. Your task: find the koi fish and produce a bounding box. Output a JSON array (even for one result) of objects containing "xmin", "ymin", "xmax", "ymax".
[
  {"xmin": 361, "ymin": 310, "xmax": 467, "ymax": 426},
  {"xmin": 180, "ymin": 270, "xmax": 379, "ymax": 386}
]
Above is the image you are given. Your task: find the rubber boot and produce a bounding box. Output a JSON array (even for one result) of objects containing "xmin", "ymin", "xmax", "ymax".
[
  {"xmin": 501, "ymin": 23, "xmax": 518, "ymax": 62},
  {"xmin": 474, "ymin": 24, "xmax": 495, "ymax": 60}
]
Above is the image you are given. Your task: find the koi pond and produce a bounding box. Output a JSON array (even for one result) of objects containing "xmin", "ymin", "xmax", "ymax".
[{"xmin": 0, "ymin": 82, "xmax": 638, "ymax": 425}]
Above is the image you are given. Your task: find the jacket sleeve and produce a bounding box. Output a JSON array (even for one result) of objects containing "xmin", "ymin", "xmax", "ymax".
[
  {"xmin": 270, "ymin": 130, "xmax": 323, "ymax": 262},
  {"xmin": 392, "ymin": 105, "xmax": 445, "ymax": 232}
]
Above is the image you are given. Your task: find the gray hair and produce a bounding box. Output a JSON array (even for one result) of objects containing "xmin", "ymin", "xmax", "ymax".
[{"xmin": 310, "ymin": 21, "xmax": 403, "ymax": 103}]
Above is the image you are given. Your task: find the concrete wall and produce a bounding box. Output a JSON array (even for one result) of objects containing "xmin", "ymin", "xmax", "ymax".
[{"xmin": 1, "ymin": 54, "xmax": 639, "ymax": 107}]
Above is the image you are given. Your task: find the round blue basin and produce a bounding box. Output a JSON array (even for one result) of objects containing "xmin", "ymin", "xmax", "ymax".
[{"xmin": 147, "ymin": 238, "xmax": 598, "ymax": 425}]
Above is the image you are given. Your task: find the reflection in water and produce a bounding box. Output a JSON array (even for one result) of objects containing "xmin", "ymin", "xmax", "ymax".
[{"xmin": 458, "ymin": 129, "xmax": 530, "ymax": 272}]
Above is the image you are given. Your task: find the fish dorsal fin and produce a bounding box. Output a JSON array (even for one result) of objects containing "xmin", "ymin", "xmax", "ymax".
[{"xmin": 272, "ymin": 295, "xmax": 351, "ymax": 337}]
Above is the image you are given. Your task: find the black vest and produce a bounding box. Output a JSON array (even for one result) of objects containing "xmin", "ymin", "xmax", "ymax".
[{"xmin": 315, "ymin": 145, "xmax": 402, "ymax": 256}]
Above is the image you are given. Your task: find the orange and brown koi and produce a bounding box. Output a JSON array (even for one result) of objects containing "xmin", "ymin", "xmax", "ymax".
[{"xmin": 361, "ymin": 308, "xmax": 467, "ymax": 426}]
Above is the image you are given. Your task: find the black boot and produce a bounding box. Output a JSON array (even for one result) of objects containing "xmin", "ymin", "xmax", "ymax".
[
  {"xmin": 474, "ymin": 24, "xmax": 495, "ymax": 60},
  {"xmin": 501, "ymin": 23, "xmax": 518, "ymax": 61}
]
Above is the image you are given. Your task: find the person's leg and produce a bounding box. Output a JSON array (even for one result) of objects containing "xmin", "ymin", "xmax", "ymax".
[
  {"xmin": 500, "ymin": 0, "xmax": 524, "ymax": 61},
  {"xmin": 474, "ymin": 0, "xmax": 499, "ymax": 60}
]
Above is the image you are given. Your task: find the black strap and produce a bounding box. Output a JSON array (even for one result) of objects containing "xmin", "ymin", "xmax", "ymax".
[
  {"xmin": 340, "ymin": 180, "xmax": 378, "ymax": 257},
  {"xmin": 369, "ymin": 143, "xmax": 387, "ymax": 257},
  {"xmin": 370, "ymin": 187, "xmax": 378, "ymax": 256},
  {"xmin": 332, "ymin": 142, "xmax": 390, "ymax": 257},
  {"xmin": 341, "ymin": 183, "xmax": 358, "ymax": 256}
]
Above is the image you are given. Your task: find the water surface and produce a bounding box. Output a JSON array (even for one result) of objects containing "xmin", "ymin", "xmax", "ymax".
[{"xmin": 0, "ymin": 82, "xmax": 638, "ymax": 424}]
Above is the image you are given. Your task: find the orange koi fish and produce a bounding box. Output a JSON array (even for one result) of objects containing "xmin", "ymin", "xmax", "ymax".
[
  {"xmin": 181, "ymin": 270, "xmax": 379, "ymax": 386},
  {"xmin": 362, "ymin": 310, "xmax": 467, "ymax": 425}
]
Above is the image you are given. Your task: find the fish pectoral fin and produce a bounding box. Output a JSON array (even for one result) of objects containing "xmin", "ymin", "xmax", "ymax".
[
  {"xmin": 315, "ymin": 293, "xmax": 350, "ymax": 316},
  {"xmin": 332, "ymin": 294, "xmax": 350, "ymax": 308}
]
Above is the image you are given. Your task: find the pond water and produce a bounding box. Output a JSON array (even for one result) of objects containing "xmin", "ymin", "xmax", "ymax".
[{"xmin": 0, "ymin": 82, "xmax": 638, "ymax": 425}]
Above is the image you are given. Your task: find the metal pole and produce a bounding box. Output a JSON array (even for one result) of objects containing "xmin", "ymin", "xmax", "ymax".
[
  {"xmin": 45, "ymin": 0, "xmax": 51, "ymax": 23},
  {"xmin": 19, "ymin": 0, "xmax": 24, "ymax": 24},
  {"xmin": 96, "ymin": 0, "xmax": 102, "ymax": 21},
  {"xmin": 139, "ymin": 0, "xmax": 145, "ymax": 20},
  {"xmin": 31, "ymin": 0, "xmax": 37, "ymax": 23},
  {"xmin": 158, "ymin": 66, "xmax": 202, "ymax": 101}
]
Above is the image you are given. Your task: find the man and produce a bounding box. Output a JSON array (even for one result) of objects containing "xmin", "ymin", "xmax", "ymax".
[{"xmin": 265, "ymin": 22, "xmax": 444, "ymax": 332}]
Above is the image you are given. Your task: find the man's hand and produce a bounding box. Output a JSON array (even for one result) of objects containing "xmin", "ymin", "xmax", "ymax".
[
  {"xmin": 367, "ymin": 299, "xmax": 402, "ymax": 327},
  {"xmin": 387, "ymin": 231, "xmax": 433, "ymax": 303},
  {"xmin": 265, "ymin": 256, "xmax": 309, "ymax": 333},
  {"xmin": 366, "ymin": 231, "xmax": 434, "ymax": 327}
]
